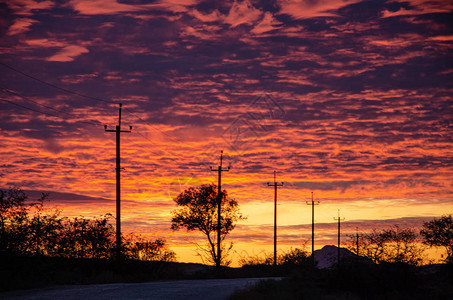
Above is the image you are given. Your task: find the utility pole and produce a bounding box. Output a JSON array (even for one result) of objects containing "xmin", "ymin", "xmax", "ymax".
[
  {"xmin": 356, "ymin": 227, "xmax": 360, "ymax": 256},
  {"xmin": 210, "ymin": 150, "xmax": 229, "ymax": 270},
  {"xmin": 306, "ymin": 192, "xmax": 319, "ymax": 264},
  {"xmin": 267, "ymin": 170, "xmax": 284, "ymax": 266},
  {"xmin": 105, "ymin": 103, "xmax": 132, "ymax": 260},
  {"xmin": 333, "ymin": 209, "xmax": 345, "ymax": 264}
]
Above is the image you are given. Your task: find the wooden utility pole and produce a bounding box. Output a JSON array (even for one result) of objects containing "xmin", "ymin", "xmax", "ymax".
[
  {"xmin": 267, "ymin": 170, "xmax": 284, "ymax": 266},
  {"xmin": 210, "ymin": 150, "xmax": 229, "ymax": 269},
  {"xmin": 333, "ymin": 209, "xmax": 345, "ymax": 264},
  {"xmin": 306, "ymin": 192, "xmax": 319, "ymax": 263},
  {"xmin": 105, "ymin": 103, "xmax": 132, "ymax": 260},
  {"xmin": 356, "ymin": 227, "xmax": 360, "ymax": 256}
]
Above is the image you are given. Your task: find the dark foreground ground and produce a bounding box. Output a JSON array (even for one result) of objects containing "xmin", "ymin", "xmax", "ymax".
[
  {"xmin": 1, "ymin": 254, "xmax": 452, "ymax": 299},
  {"xmin": 230, "ymin": 263, "xmax": 453, "ymax": 300}
]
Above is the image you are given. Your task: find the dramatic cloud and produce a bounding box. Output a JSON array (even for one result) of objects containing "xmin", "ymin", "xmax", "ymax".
[{"xmin": 0, "ymin": 0, "xmax": 452, "ymax": 265}]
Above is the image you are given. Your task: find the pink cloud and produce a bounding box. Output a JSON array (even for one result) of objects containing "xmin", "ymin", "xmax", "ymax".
[
  {"xmin": 5, "ymin": 0, "xmax": 54, "ymax": 16},
  {"xmin": 382, "ymin": 0, "xmax": 453, "ymax": 18},
  {"xmin": 69, "ymin": 0, "xmax": 200, "ymax": 15},
  {"xmin": 190, "ymin": 9, "xmax": 223, "ymax": 22},
  {"xmin": 224, "ymin": 0, "xmax": 262, "ymax": 27},
  {"xmin": 25, "ymin": 38, "xmax": 66, "ymax": 47},
  {"xmin": 22, "ymin": 38, "xmax": 90, "ymax": 61},
  {"xmin": 7, "ymin": 18, "xmax": 37, "ymax": 35},
  {"xmin": 190, "ymin": 1, "xmax": 280, "ymax": 35},
  {"xmin": 60, "ymin": 73, "xmax": 99, "ymax": 84},
  {"xmin": 180, "ymin": 24, "xmax": 223, "ymax": 40},
  {"xmin": 428, "ymin": 35, "xmax": 453, "ymax": 41},
  {"xmin": 278, "ymin": 0, "xmax": 362, "ymax": 19},
  {"xmin": 46, "ymin": 45, "xmax": 89, "ymax": 62},
  {"xmin": 154, "ymin": 0, "xmax": 200, "ymax": 13},
  {"xmin": 251, "ymin": 12, "xmax": 282, "ymax": 34},
  {"xmin": 69, "ymin": 0, "xmax": 145, "ymax": 15}
]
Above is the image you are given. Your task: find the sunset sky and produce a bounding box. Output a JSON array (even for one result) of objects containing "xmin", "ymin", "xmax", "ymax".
[{"xmin": 0, "ymin": 0, "xmax": 452, "ymax": 265}]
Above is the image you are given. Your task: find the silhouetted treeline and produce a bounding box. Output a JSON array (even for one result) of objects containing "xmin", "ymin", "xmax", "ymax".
[
  {"xmin": 239, "ymin": 247, "xmax": 310, "ymax": 268},
  {"xmin": 346, "ymin": 226, "xmax": 424, "ymax": 265},
  {"xmin": 345, "ymin": 217, "xmax": 453, "ymax": 266},
  {"xmin": 0, "ymin": 188, "xmax": 175, "ymax": 261}
]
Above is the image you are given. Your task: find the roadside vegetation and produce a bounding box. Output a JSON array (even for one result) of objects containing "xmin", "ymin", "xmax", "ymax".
[
  {"xmin": 346, "ymin": 226, "xmax": 425, "ymax": 265},
  {"xmin": 0, "ymin": 187, "xmax": 176, "ymax": 291},
  {"xmin": 0, "ymin": 187, "xmax": 175, "ymax": 261},
  {"xmin": 229, "ymin": 262, "xmax": 453, "ymax": 300}
]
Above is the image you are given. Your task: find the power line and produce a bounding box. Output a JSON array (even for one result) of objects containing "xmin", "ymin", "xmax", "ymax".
[
  {"xmin": 0, "ymin": 62, "xmax": 218, "ymax": 182},
  {"xmin": 0, "ymin": 62, "xmax": 254, "ymax": 165},
  {"xmin": 0, "ymin": 61, "xmax": 185, "ymax": 146},
  {"xmin": 0, "ymin": 64, "xmax": 191, "ymax": 199},
  {"xmin": 0, "ymin": 87, "xmax": 100, "ymax": 126},
  {"xmin": 123, "ymin": 106, "xmax": 186, "ymax": 145},
  {"xmin": 1, "ymin": 94, "xmax": 169, "ymax": 196},
  {"xmin": 1, "ymin": 87, "xmax": 73, "ymax": 117},
  {"xmin": 1, "ymin": 86, "xmax": 185, "ymax": 173},
  {"xmin": 0, "ymin": 61, "xmax": 113, "ymax": 104},
  {"xmin": 0, "ymin": 97, "xmax": 62, "ymax": 119}
]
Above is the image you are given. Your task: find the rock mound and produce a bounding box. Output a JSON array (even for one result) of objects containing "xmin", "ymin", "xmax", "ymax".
[{"xmin": 313, "ymin": 245, "xmax": 372, "ymax": 269}]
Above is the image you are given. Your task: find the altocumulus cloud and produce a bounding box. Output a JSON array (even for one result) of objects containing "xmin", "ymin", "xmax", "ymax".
[{"xmin": 46, "ymin": 45, "xmax": 90, "ymax": 62}]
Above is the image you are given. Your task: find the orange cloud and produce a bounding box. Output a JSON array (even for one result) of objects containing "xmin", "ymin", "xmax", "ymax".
[
  {"xmin": 382, "ymin": 0, "xmax": 453, "ymax": 18},
  {"xmin": 69, "ymin": 0, "xmax": 200, "ymax": 15},
  {"xmin": 278, "ymin": 0, "xmax": 362, "ymax": 19},
  {"xmin": 46, "ymin": 45, "xmax": 89, "ymax": 62},
  {"xmin": 69, "ymin": 0, "xmax": 148, "ymax": 15},
  {"xmin": 224, "ymin": 0, "xmax": 262, "ymax": 27},
  {"xmin": 7, "ymin": 18, "xmax": 37, "ymax": 35},
  {"xmin": 5, "ymin": 0, "xmax": 54, "ymax": 16},
  {"xmin": 251, "ymin": 12, "xmax": 282, "ymax": 34},
  {"xmin": 1, "ymin": 0, "xmax": 452, "ymax": 266}
]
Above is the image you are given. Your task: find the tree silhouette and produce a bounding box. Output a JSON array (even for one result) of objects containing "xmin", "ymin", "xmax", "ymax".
[
  {"xmin": 171, "ymin": 183, "xmax": 244, "ymax": 266},
  {"xmin": 0, "ymin": 188, "xmax": 174, "ymax": 262},
  {"xmin": 56, "ymin": 214, "xmax": 115, "ymax": 259},
  {"xmin": 0, "ymin": 188, "xmax": 57, "ymax": 254},
  {"xmin": 124, "ymin": 237, "xmax": 176, "ymax": 262},
  {"xmin": 0, "ymin": 187, "xmax": 29, "ymax": 253},
  {"xmin": 420, "ymin": 215, "xmax": 453, "ymax": 263},
  {"xmin": 347, "ymin": 226, "xmax": 424, "ymax": 265}
]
